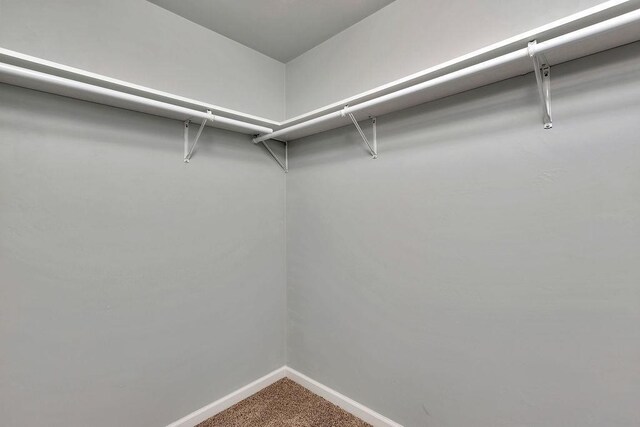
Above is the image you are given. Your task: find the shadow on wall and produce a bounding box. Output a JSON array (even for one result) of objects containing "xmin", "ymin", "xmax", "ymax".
[{"xmin": 288, "ymin": 41, "xmax": 640, "ymax": 169}]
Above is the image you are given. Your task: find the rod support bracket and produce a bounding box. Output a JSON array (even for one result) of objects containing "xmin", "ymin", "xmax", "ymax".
[
  {"xmin": 184, "ymin": 110, "xmax": 213, "ymax": 163},
  {"xmin": 183, "ymin": 120, "xmax": 190, "ymax": 162},
  {"xmin": 260, "ymin": 139, "xmax": 288, "ymax": 173},
  {"xmin": 528, "ymin": 40, "xmax": 552, "ymax": 129},
  {"xmin": 347, "ymin": 112, "xmax": 378, "ymax": 159}
]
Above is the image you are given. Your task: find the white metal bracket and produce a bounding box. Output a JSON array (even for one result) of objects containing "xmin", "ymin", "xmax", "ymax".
[
  {"xmin": 183, "ymin": 110, "xmax": 213, "ymax": 162},
  {"xmin": 260, "ymin": 139, "xmax": 288, "ymax": 173},
  {"xmin": 528, "ymin": 41, "xmax": 552, "ymax": 129},
  {"xmin": 342, "ymin": 107, "xmax": 378, "ymax": 158}
]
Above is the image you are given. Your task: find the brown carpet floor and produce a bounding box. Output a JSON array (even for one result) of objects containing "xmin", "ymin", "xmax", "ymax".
[{"xmin": 196, "ymin": 378, "xmax": 372, "ymax": 427}]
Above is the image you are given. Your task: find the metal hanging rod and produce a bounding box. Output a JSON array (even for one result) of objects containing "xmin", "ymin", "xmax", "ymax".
[
  {"xmin": 253, "ymin": 7, "xmax": 640, "ymax": 145},
  {"xmin": 0, "ymin": 61, "xmax": 273, "ymax": 136}
]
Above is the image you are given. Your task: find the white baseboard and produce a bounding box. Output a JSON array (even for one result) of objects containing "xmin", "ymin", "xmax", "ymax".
[
  {"xmin": 284, "ymin": 367, "xmax": 403, "ymax": 427},
  {"xmin": 167, "ymin": 365, "xmax": 402, "ymax": 427},
  {"xmin": 166, "ymin": 366, "xmax": 287, "ymax": 427}
]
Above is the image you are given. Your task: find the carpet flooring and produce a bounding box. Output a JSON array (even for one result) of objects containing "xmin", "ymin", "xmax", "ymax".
[{"xmin": 196, "ymin": 378, "xmax": 372, "ymax": 427}]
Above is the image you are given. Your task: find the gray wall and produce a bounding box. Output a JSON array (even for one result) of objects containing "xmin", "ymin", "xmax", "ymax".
[
  {"xmin": 0, "ymin": 0, "xmax": 286, "ymax": 120},
  {"xmin": 286, "ymin": 43, "xmax": 640, "ymax": 427},
  {"xmin": 285, "ymin": 0, "xmax": 605, "ymax": 118},
  {"xmin": 0, "ymin": 83, "xmax": 286, "ymax": 426}
]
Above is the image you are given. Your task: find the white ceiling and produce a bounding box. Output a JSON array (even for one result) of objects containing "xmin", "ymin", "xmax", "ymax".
[{"xmin": 146, "ymin": 0, "xmax": 395, "ymax": 63}]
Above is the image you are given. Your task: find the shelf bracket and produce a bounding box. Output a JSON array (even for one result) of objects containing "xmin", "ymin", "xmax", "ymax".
[
  {"xmin": 183, "ymin": 110, "xmax": 213, "ymax": 162},
  {"xmin": 342, "ymin": 107, "xmax": 378, "ymax": 158},
  {"xmin": 260, "ymin": 139, "xmax": 288, "ymax": 173},
  {"xmin": 528, "ymin": 41, "xmax": 552, "ymax": 129}
]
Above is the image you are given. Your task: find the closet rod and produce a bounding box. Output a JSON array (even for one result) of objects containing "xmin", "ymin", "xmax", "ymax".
[
  {"xmin": 254, "ymin": 7, "xmax": 640, "ymax": 144},
  {"xmin": 0, "ymin": 62, "xmax": 273, "ymax": 135}
]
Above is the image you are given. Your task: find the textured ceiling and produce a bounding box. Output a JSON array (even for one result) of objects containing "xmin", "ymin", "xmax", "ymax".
[{"xmin": 146, "ymin": 0, "xmax": 395, "ymax": 62}]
